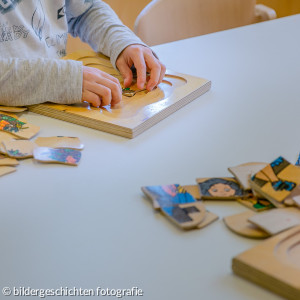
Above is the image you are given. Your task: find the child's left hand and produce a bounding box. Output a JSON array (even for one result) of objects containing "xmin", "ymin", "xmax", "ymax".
[{"xmin": 116, "ymin": 44, "xmax": 166, "ymax": 92}]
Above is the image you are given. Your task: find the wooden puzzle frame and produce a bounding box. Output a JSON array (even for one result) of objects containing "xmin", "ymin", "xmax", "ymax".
[
  {"xmin": 232, "ymin": 225, "xmax": 300, "ymax": 300},
  {"xmin": 28, "ymin": 51, "xmax": 211, "ymax": 138}
]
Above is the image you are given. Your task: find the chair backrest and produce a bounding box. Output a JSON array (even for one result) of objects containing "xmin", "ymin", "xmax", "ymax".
[
  {"xmin": 104, "ymin": 0, "xmax": 152, "ymax": 30},
  {"xmin": 67, "ymin": 0, "xmax": 152, "ymax": 54},
  {"xmin": 134, "ymin": 0, "xmax": 259, "ymax": 46}
]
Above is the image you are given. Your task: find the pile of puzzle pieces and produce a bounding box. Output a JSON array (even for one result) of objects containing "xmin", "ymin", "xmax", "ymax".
[
  {"xmin": 0, "ymin": 107, "xmax": 84, "ymax": 178},
  {"xmin": 142, "ymin": 155, "xmax": 300, "ymax": 235}
]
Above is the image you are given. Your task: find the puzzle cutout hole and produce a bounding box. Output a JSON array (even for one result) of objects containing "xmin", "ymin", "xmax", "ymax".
[
  {"xmin": 67, "ymin": 75, "xmax": 187, "ymax": 120},
  {"xmin": 275, "ymin": 230, "xmax": 300, "ymax": 267}
]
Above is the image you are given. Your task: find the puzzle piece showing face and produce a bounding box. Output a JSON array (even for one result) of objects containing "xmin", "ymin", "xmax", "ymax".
[
  {"xmin": 0, "ymin": 154, "xmax": 19, "ymax": 166},
  {"xmin": 3, "ymin": 140, "xmax": 37, "ymax": 158},
  {"xmin": 237, "ymin": 197, "xmax": 275, "ymax": 212},
  {"xmin": 141, "ymin": 184, "xmax": 206, "ymax": 229},
  {"xmin": 223, "ymin": 211, "xmax": 270, "ymax": 239},
  {"xmin": 248, "ymin": 207, "xmax": 300, "ymax": 235},
  {"xmin": 196, "ymin": 177, "xmax": 247, "ymax": 200},
  {"xmin": 33, "ymin": 147, "xmax": 82, "ymax": 166},
  {"xmin": 228, "ymin": 162, "xmax": 267, "ymax": 190},
  {"xmin": 34, "ymin": 136, "xmax": 84, "ymax": 150},
  {"xmin": 250, "ymin": 156, "xmax": 300, "ymax": 207},
  {"xmin": 0, "ymin": 113, "xmax": 39, "ymax": 139},
  {"xmin": 0, "ymin": 166, "xmax": 16, "ymax": 177}
]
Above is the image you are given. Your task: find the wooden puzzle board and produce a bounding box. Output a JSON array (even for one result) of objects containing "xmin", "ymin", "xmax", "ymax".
[
  {"xmin": 28, "ymin": 51, "xmax": 211, "ymax": 138},
  {"xmin": 232, "ymin": 225, "xmax": 300, "ymax": 300}
]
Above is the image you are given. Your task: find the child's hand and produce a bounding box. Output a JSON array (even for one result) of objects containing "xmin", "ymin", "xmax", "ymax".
[
  {"xmin": 116, "ymin": 44, "xmax": 166, "ymax": 91},
  {"xmin": 82, "ymin": 66, "xmax": 122, "ymax": 107}
]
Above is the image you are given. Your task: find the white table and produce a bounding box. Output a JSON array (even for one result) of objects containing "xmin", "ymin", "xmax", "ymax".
[{"xmin": 2, "ymin": 14, "xmax": 300, "ymax": 300}]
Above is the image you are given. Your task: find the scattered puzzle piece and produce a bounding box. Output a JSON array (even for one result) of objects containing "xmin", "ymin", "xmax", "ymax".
[
  {"xmin": 0, "ymin": 166, "xmax": 16, "ymax": 177},
  {"xmin": 237, "ymin": 196, "xmax": 275, "ymax": 212},
  {"xmin": 0, "ymin": 106, "xmax": 27, "ymax": 113},
  {"xmin": 34, "ymin": 136, "xmax": 84, "ymax": 150},
  {"xmin": 0, "ymin": 142, "xmax": 7, "ymax": 154},
  {"xmin": 228, "ymin": 162, "xmax": 267, "ymax": 190},
  {"xmin": 182, "ymin": 185, "xmax": 201, "ymax": 200},
  {"xmin": 141, "ymin": 184, "xmax": 206, "ymax": 229},
  {"xmin": 33, "ymin": 147, "xmax": 82, "ymax": 166},
  {"xmin": 0, "ymin": 154, "xmax": 19, "ymax": 166},
  {"xmin": 0, "ymin": 132, "xmax": 19, "ymax": 146},
  {"xmin": 250, "ymin": 156, "xmax": 300, "ymax": 207},
  {"xmin": 223, "ymin": 211, "xmax": 270, "ymax": 239},
  {"xmin": 197, "ymin": 177, "xmax": 247, "ymax": 200},
  {"xmin": 197, "ymin": 210, "xmax": 219, "ymax": 229},
  {"xmin": 248, "ymin": 207, "xmax": 300, "ymax": 235},
  {"xmin": 3, "ymin": 140, "xmax": 37, "ymax": 158},
  {"xmin": 0, "ymin": 113, "xmax": 40, "ymax": 139}
]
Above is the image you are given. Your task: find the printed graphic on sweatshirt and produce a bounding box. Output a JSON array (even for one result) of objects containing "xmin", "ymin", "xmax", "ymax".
[
  {"xmin": 31, "ymin": 0, "xmax": 45, "ymax": 40},
  {"xmin": 0, "ymin": 23, "xmax": 29, "ymax": 42},
  {"xmin": 57, "ymin": 5, "xmax": 65, "ymax": 20},
  {"xmin": 0, "ymin": 0, "xmax": 23, "ymax": 14}
]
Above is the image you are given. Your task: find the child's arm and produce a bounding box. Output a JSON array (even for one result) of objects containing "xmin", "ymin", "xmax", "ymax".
[
  {"xmin": 66, "ymin": 0, "xmax": 165, "ymax": 91},
  {"xmin": 0, "ymin": 58, "xmax": 83, "ymax": 106}
]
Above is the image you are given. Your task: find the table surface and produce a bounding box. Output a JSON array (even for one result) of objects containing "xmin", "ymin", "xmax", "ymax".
[{"xmin": 2, "ymin": 14, "xmax": 300, "ymax": 300}]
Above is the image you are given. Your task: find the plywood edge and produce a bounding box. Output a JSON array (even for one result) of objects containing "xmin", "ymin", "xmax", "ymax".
[
  {"xmin": 28, "ymin": 105, "xmax": 134, "ymax": 138},
  {"xmin": 131, "ymin": 80, "xmax": 211, "ymax": 137}
]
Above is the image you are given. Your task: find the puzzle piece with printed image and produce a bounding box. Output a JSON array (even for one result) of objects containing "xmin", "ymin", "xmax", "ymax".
[
  {"xmin": 250, "ymin": 156, "xmax": 300, "ymax": 207},
  {"xmin": 141, "ymin": 184, "xmax": 218, "ymax": 230}
]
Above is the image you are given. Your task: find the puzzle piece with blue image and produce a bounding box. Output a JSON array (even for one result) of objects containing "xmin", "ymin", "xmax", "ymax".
[
  {"xmin": 141, "ymin": 184, "xmax": 218, "ymax": 230},
  {"xmin": 250, "ymin": 156, "xmax": 300, "ymax": 207}
]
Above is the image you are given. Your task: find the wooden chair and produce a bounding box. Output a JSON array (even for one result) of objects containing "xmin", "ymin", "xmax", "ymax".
[
  {"xmin": 104, "ymin": 0, "xmax": 152, "ymax": 30},
  {"xmin": 66, "ymin": 0, "xmax": 152, "ymax": 53},
  {"xmin": 134, "ymin": 0, "xmax": 276, "ymax": 46}
]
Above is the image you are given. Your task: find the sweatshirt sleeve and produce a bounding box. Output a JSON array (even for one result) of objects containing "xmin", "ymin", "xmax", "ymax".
[
  {"xmin": 0, "ymin": 58, "xmax": 83, "ymax": 106},
  {"xmin": 66, "ymin": 0, "xmax": 147, "ymax": 68}
]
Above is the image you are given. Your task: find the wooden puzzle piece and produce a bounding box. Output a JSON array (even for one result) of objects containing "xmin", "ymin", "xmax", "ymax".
[
  {"xmin": 237, "ymin": 196, "xmax": 275, "ymax": 212},
  {"xmin": 0, "ymin": 142, "xmax": 7, "ymax": 154},
  {"xmin": 228, "ymin": 162, "xmax": 267, "ymax": 190},
  {"xmin": 250, "ymin": 156, "xmax": 300, "ymax": 207},
  {"xmin": 0, "ymin": 113, "xmax": 39, "ymax": 139},
  {"xmin": 141, "ymin": 184, "xmax": 206, "ymax": 229},
  {"xmin": 122, "ymin": 88, "xmax": 147, "ymax": 97},
  {"xmin": 232, "ymin": 225, "xmax": 300, "ymax": 299},
  {"xmin": 34, "ymin": 136, "xmax": 84, "ymax": 150},
  {"xmin": 0, "ymin": 166, "xmax": 16, "ymax": 177},
  {"xmin": 196, "ymin": 177, "xmax": 248, "ymax": 200},
  {"xmin": 33, "ymin": 147, "xmax": 81, "ymax": 166},
  {"xmin": 3, "ymin": 140, "xmax": 37, "ymax": 158},
  {"xmin": 248, "ymin": 207, "xmax": 300, "ymax": 235},
  {"xmin": 0, "ymin": 154, "xmax": 19, "ymax": 166},
  {"xmin": 161, "ymin": 201, "xmax": 206, "ymax": 230},
  {"xmin": 182, "ymin": 185, "xmax": 201, "ymax": 200},
  {"xmin": 0, "ymin": 106, "xmax": 27, "ymax": 113},
  {"xmin": 223, "ymin": 211, "xmax": 270, "ymax": 239},
  {"xmin": 196, "ymin": 211, "xmax": 219, "ymax": 229},
  {"xmin": 0, "ymin": 131, "xmax": 19, "ymax": 142}
]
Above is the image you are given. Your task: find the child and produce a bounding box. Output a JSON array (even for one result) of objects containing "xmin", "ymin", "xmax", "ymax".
[{"xmin": 0, "ymin": 0, "xmax": 165, "ymax": 107}]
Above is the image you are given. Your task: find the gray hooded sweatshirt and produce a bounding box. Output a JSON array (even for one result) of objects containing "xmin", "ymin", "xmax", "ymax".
[{"xmin": 0, "ymin": 0, "xmax": 145, "ymax": 106}]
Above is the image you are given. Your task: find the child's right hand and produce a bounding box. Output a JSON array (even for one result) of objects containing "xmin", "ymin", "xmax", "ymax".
[{"xmin": 82, "ymin": 66, "xmax": 122, "ymax": 107}]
